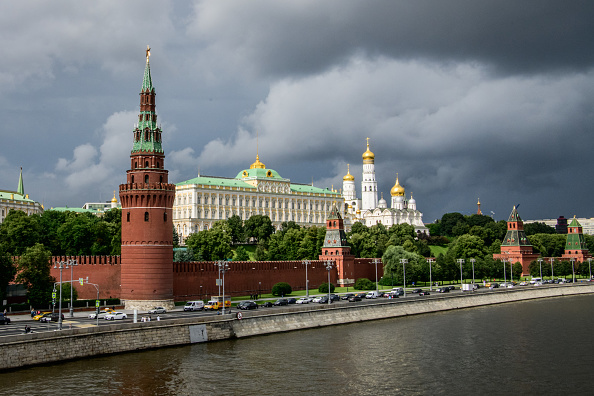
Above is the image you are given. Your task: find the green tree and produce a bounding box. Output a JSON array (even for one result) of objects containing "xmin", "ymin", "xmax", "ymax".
[
  {"xmin": 512, "ymin": 262, "xmax": 523, "ymax": 279},
  {"xmin": 58, "ymin": 213, "xmax": 99, "ymax": 255},
  {"xmin": 353, "ymin": 278, "xmax": 375, "ymax": 290},
  {"xmin": 440, "ymin": 213, "xmax": 465, "ymax": 236},
  {"xmin": 244, "ymin": 215, "xmax": 274, "ymax": 245},
  {"xmin": 227, "ymin": 215, "xmax": 245, "ymax": 244},
  {"xmin": 233, "ymin": 246, "xmax": 250, "ymax": 261},
  {"xmin": 387, "ymin": 223, "xmax": 415, "ymax": 247},
  {"xmin": 60, "ymin": 282, "xmax": 78, "ymax": 302},
  {"xmin": 382, "ymin": 245, "xmax": 423, "ymax": 285},
  {"xmin": 451, "ymin": 234, "xmax": 488, "ymax": 260},
  {"xmin": 271, "ymin": 282, "xmax": 292, "ymax": 296},
  {"xmin": 524, "ymin": 222, "xmax": 556, "ymax": 235},
  {"xmin": 16, "ymin": 243, "xmax": 54, "ymax": 307},
  {"xmin": 185, "ymin": 221, "xmax": 233, "ymax": 261},
  {"xmin": 174, "ymin": 248, "xmax": 194, "ymax": 262},
  {"xmin": 466, "ymin": 214, "xmax": 495, "ymax": 228},
  {"xmin": 318, "ymin": 282, "xmax": 335, "ymax": 293},
  {"xmin": 0, "ymin": 210, "xmax": 42, "ymax": 255},
  {"xmin": 173, "ymin": 226, "xmax": 180, "ymax": 248},
  {"xmin": 0, "ymin": 247, "xmax": 16, "ymax": 302},
  {"xmin": 38, "ymin": 210, "xmax": 68, "ymax": 255},
  {"xmin": 254, "ymin": 243, "xmax": 268, "ymax": 261}
]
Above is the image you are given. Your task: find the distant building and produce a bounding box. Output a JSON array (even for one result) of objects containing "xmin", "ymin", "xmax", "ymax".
[
  {"xmin": 0, "ymin": 168, "xmax": 43, "ymax": 224},
  {"xmin": 524, "ymin": 216, "xmax": 594, "ymax": 235}
]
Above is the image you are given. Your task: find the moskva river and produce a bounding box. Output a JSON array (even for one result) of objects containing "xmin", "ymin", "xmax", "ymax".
[{"xmin": 4, "ymin": 294, "xmax": 594, "ymax": 395}]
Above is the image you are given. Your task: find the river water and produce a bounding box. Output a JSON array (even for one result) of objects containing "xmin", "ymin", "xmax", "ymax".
[{"xmin": 4, "ymin": 294, "xmax": 594, "ymax": 395}]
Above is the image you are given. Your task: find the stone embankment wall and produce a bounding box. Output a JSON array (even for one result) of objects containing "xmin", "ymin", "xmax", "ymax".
[{"xmin": 2, "ymin": 284, "xmax": 593, "ymax": 370}]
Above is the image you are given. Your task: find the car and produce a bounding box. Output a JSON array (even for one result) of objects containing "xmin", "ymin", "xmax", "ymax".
[
  {"xmin": 330, "ymin": 294, "xmax": 340, "ymax": 302},
  {"xmin": 287, "ymin": 298, "xmax": 297, "ymax": 304},
  {"xmin": 237, "ymin": 301, "xmax": 258, "ymax": 310},
  {"xmin": 261, "ymin": 302, "xmax": 273, "ymax": 308},
  {"xmin": 33, "ymin": 311, "xmax": 52, "ymax": 321},
  {"xmin": 419, "ymin": 291, "xmax": 430, "ymax": 296},
  {"xmin": 356, "ymin": 293, "xmax": 367, "ymax": 299},
  {"xmin": 411, "ymin": 289, "xmax": 423, "ymax": 294},
  {"xmin": 148, "ymin": 307, "xmax": 167, "ymax": 314},
  {"xmin": 348, "ymin": 295, "xmax": 362, "ymax": 302},
  {"xmin": 342, "ymin": 293, "xmax": 354, "ymax": 300},
  {"xmin": 40, "ymin": 312, "xmax": 64, "ymax": 323},
  {"xmin": 296, "ymin": 297, "xmax": 310, "ymax": 304},
  {"xmin": 436, "ymin": 287, "xmax": 450, "ymax": 293},
  {"xmin": 0, "ymin": 313, "xmax": 10, "ymax": 325},
  {"xmin": 105, "ymin": 312, "xmax": 127, "ymax": 320},
  {"xmin": 183, "ymin": 301, "xmax": 204, "ymax": 311},
  {"xmin": 273, "ymin": 298, "xmax": 288, "ymax": 306},
  {"xmin": 318, "ymin": 296, "xmax": 331, "ymax": 304},
  {"xmin": 312, "ymin": 296, "xmax": 323, "ymax": 303},
  {"xmin": 447, "ymin": 286, "xmax": 457, "ymax": 291},
  {"xmin": 519, "ymin": 281, "xmax": 528, "ymax": 286},
  {"xmin": 88, "ymin": 310, "xmax": 115, "ymax": 319}
]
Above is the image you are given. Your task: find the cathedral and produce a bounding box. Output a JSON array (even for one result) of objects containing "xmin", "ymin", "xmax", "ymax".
[{"xmin": 342, "ymin": 139, "xmax": 428, "ymax": 234}]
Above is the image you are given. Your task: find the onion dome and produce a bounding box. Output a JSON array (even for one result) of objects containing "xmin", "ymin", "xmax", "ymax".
[
  {"xmin": 390, "ymin": 174, "xmax": 405, "ymax": 197},
  {"xmin": 378, "ymin": 193, "xmax": 387, "ymax": 209},
  {"xmin": 343, "ymin": 164, "xmax": 355, "ymax": 181},
  {"xmin": 250, "ymin": 154, "xmax": 266, "ymax": 169},
  {"xmin": 408, "ymin": 192, "xmax": 416, "ymax": 204},
  {"xmin": 362, "ymin": 138, "xmax": 375, "ymax": 164},
  {"xmin": 111, "ymin": 191, "xmax": 118, "ymax": 203}
]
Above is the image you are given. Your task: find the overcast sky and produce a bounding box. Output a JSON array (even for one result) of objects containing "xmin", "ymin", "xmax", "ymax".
[{"xmin": 1, "ymin": 0, "xmax": 593, "ymax": 223}]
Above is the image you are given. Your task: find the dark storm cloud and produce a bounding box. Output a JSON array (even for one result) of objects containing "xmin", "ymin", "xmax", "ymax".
[{"xmin": 189, "ymin": 0, "xmax": 594, "ymax": 77}]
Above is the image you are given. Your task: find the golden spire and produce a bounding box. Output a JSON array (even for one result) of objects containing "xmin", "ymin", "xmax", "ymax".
[
  {"xmin": 112, "ymin": 190, "xmax": 118, "ymax": 203},
  {"xmin": 362, "ymin": 137, "xmax": 375, "ymax": 163},
  {"xmin": 477, "ymin": 198, "xmax": 482, "ymax": 215},
  {"xmin": 146, "ymin": 45, "xmax": 151, "ymax": 63},
  {"xmin": 343, "ymin": 163, "xmax": 355, "ymax": 181}
]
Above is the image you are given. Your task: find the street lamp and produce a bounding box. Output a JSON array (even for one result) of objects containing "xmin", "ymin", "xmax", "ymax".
[
  {"xmin": 427, "ymin": 258, "xmax": 435, "ymax": 291},
  {"xmin": 502, "ymin": 259, "xmax": 507, "ymax": 285},
  {"xmin": 538, "ymin": 258, "xmax": 543, "ymax": 280},
  {"xmin": 469, "ymin": 259, "xmax": 476, "ymax": 287},
  {"xmin": 67, "ymin": 259, "xmax": 78, "ymax": 317},
  {"xmin": 457, "ymin": 259, "xmax": 465, "ymax": 287},
  {"xmin": 302, "ymin": 260, "xmax": 311, "ymax": 297},
  {"xmin": 216, "ymin": 261, "xmax": 230, "ymax": 314},
  {"xmin": 570, "ymin": 258, "xmax": 575, "ymax": 283},
  {"xmin": 589, "ymin": 258, "xmax": 592, "ymax": 280},
  {"xmin": 372, "ymin": 258, "xmax": 381, "ymax": 292},
  {"xmin": 324, "ymin": 260, "xmax": 334, "ymax": 305},
  {"xmin": 53, "ymin": 260, "xmax": 67, "ymax": 330},
  {"xmin": 550, "ymin": 257, "xmax": 554, "ymax": 280},
  {"xmin": 400, "ymin": 259, "xmax": 408, "ymax": 297}
]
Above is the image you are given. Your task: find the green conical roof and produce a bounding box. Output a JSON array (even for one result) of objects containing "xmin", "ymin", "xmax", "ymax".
[
  {"xmin": 327, "ymin": 202, "xmax": 342, "ymax": 220},
  {"xmin": 142, "ymin": 59, "xmax": 153, "ymax": 92},
  {"xmin": 17, "ymin": 167, "xmax": 24, "ymax": 196}
]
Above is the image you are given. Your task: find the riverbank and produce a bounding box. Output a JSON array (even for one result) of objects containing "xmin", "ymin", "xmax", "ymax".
[{"xmin": 2, "ymin": 284, "xmax": 593, "ymax": 370}]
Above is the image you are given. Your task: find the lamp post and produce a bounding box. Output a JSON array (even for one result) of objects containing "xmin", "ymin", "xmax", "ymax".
[
  {"xmin": 324, "ymin": 260, "xmax": 334, "ymax": 305},
  {"xmin": 68, "ymin": 259, "xmax": 78, "ymax": 317},
  {"xmin": 372, "ymin": 258, "xmax": 381, "ymax": 292},
  {"xmin": 538, "ymin": 258, "xmax": 543, "ymax": 280},
  {"xmin": 427, "ymin": 258, "xmax": 435, "ymax": 291},
  {"xmin": 589, "ymin": 258, "xmax": 592, "ymax": 280},
  {"xmin": 502, "ymin": 259, "xmax": 507, "ymax": 285},
  {"xmin": 216, "ymin": 261, "xmax": 230, "ymax": 314},
  {"xmin": 470, "ymin": 259, "xmax": 476, "ymax": 287},
  {"xmin": 570, "ymin": 258, "xmax": 575, "ymax": 283},
  {"xmin": 302, "ymin": 260, "xmax": 311, "ymax": 297},
  {"xmin": 550, "ymin": 257, "xmax": 554, "ymax": 280},
  {"xmin": 510, "ymin": 260, "xmax": 513, "ymax": 283},
  {"xmin": 53, "ymin": 260, "xmax": 66, "ymax": 330},
  {"xmin": 400, "ymin": 259, "xmax": 408, "ymax": 297},
  {"xmin": 457, "ymin": 259, "xmax": 465, "ymax": 287}
]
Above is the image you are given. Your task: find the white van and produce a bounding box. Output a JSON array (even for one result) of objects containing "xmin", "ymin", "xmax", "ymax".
[
  {"xmin": 184, "ymin": 301, "xmax": 204, "ymax": 311},
  {"xmin": 530, "ymin": 277, "xmax": 542, "ymax": 285},
  {"xmin": 366, "ymin": 291, "xmax": 380, "ymax": 299}
]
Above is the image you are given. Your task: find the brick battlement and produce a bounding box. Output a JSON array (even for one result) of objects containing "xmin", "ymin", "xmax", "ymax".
[{"xmin": 119, "ymin": 182, "xmax": 175, "ymax": 192}]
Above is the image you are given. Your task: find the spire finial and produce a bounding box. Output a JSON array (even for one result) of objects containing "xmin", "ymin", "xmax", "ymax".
[
  {"xmin": 17, "ymin": 166, "xmax": 24, "ymax": 196},
  {"xmin": 366, "ymin": 137, "xmax": 370, "ymax": 148},
  {"xmin": 146, "ymin": 45, "xmax": 151, "ymax": 63}
]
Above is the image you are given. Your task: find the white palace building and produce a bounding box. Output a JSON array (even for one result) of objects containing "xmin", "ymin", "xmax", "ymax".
[
  {"xmin": 342, "ymin": 139, "xmax": 428, "ymax": 234},
  {"xmin": 173, "ymin": 155, "xmax": 341, "ymax": 242}
]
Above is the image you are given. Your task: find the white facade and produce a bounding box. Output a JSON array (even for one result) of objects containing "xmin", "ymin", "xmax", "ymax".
[
  {"xmin": 0, "ymin": 170, "xmax": 43, "ymax": 224},
  {"xmin": 342, "ymin": 140, "xmax": 428, "ymax": 234},
  {"xmin": 173, "ymin": 156, "xmax": 342, "ymax": 243}
]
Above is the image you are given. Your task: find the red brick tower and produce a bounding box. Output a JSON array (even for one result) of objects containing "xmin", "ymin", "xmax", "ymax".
[
  {"xmin": 319, "ymin": 203, "xmax": 355, "ymax": 286},
  {"xmin": 119, "ymin": 46, "xmax": 175, "ymax": 310},
  {"xmin": 562, "ymin": 216, "xmax": 591, "ymax": 263}
]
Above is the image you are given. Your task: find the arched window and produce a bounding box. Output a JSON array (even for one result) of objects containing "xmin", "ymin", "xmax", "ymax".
[
  {"xmin": 160, "ymin": 175, "xmax": 163, "ymax": 183},
  {"xmin": 145, "ymin": 175, "xmax": 149, "ymax": 184},
  {"xmin": 157, "ymin": 161, "xmax": 160, "ymax": 169},
  {"xmin": 131, "ymin": 175, "xmax": 135, "ymax": 183},
  {"xmin": 145, "ymin": 161, "xmax": 149, "ymax": 168},
  {"xmin": 127, "ymin": 212, "xmax": 130, "ymax": 222},
  {"xmin": 144, "ymin": 212, "xmax": 149, "ymax": 222},
  {"xmin": 134, "ymin": 161, "xmax": 138, "ymax": 168}
]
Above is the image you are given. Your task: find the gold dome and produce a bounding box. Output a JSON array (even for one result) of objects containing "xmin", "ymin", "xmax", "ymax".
[
  {"xmin": 111, "ymin": 190, "xmax": 118, "ymax": 203},
  {"xmin": 390, "ymin": 174, "xmax": 405, "ymax": 197},
  {"xmin": 250, "ymin": 154, "xmax": 266, "ymax": 169},
  {"xmin": 362, "ymin": 138, "xmax": 374, "ymax": 164},
  {"xmin": 343, "ymin": 164, "xmax": 355, "ymax": 181}
]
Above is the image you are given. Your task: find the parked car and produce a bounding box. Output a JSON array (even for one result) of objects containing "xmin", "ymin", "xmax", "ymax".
[
  {"xmin": 348, "ymin": 295, "xmax": 362, "ymax": 302},
  {"xmin": 287, "ymin": 298, "xmax": 297, "ymax": 304},
  {"xmin": 296, "ymin": 297, "xmax": 310, "ymax": 304},
  {"xmin": 184, "ymin": 301, "xmax": 204, "ymax": 311},
  {"xmin": 366, "ymin": 291, "xmax": 380, "ymax": 299},
  {"xmin": 419, "ymin": 291, "xmax": 430, "ymax": 296},
  {"xmin": 88, "ymin": 310, "xmax": 115, "ymax": 319},
  {"xmin": 105, "ymin": 312, "xmax": 127, "ymax": 320},
  {"xmin": 318, "ymin": 296, "xmax": 331, "ymax": 304},
  {"xmin": 356, "ymin": 293, "xmax": 367, "ymax": 299},
  {"xmin": 262, "ymin": 302, "xmax": 273, "ymax": 308},
  {"xmin": 330, "ymin": 294, "xmax": 340, "ymax": 302},
  {"xmin": 411, "ymin": 288, "xmax": 423, "ymax": 294},
  {"xmin": 148, "ymin": 307, "xmax": 167, "ymax": 314},
  {"xmin": 436, "ymin": 287, "xmax": 450, "ymax": 293},
  {"xmin": 237, "ymin": 301, "xmax": 258, "ymax": 310},
  {"xmin": 447, "ymin": 286, "xmax": 457, "ymax": 291},
  {"xmin": 312, "ymin": 296, "xmax": 324, "ymax": 303},
  {"xmin": 274, "ymin": 298, "xmax": 289, "ymax": 306},
  {"xmin": 342, "ymin": 293, "xmax": 354, "ymax": 300},
  {"xmin": 40, "ymin": 312, "xmax": 64, "ymax": 323},
  {"xmin": 0, "ymin": 313, "xmax": 10, "ymax": 325},
  {"xmin": 33, "ymin": 312, "xmax": 51, "ymax": 321}
]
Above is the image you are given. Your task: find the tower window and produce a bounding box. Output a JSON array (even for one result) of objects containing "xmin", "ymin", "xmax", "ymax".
[
  {"xmin": 160, "ymin": 175, "xmax": 163, "ymax": 183},
  {"xmin": 164, "ymin": 212, "xmax": 167, "ymax": 222},
  {"xmin": 127, "ymin": 212, "xmax": 130, "ymax": 222},
  {"xmin": 131, "ymin": 175, "xmax": 135, "ymax": 183},
  {"xmin": 157, "ymin": 161, "xmax": 160, "ymax": 168},
  {"xmin": 134, "ymin": 161, "xmax": 138, "ymax": 168},
  {"xmin": 145, "ymin": 161, "xmax": 149, "ymax": 168},
  {"xmin": 145, "ymin": 212, "xmax": 149, "ymax": 222},
  {"xmin": 145, "ymin": 175, "xmax": 149, "ymax": 184}
]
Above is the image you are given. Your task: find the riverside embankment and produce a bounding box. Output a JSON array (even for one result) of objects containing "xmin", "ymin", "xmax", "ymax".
[{"xmin": 2, "ymin": 284, "xmax": 593, "ymax": 371}]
